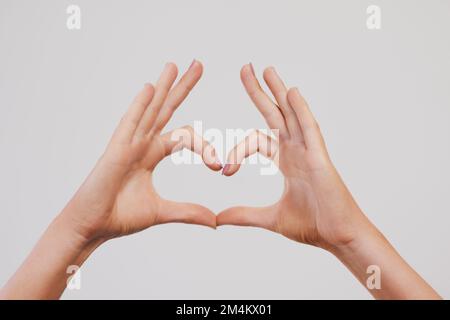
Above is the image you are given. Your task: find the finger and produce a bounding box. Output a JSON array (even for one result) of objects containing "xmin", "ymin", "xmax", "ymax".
[
  {"xmin": 216, "ymin": 205, "xmax": 276, "ymax": 231},
  {"xmin": 160, "ymin": 125, "xmax": 222, "ymax": 171},
  {"xmin": 222, "ymin": 130, "xmax": 278, "ymax": 176},
  {"xmin": 240, "ymin": 64, "xmax": 289, "ymax": 139},
  {"xmin": 287, "ymin": 87, "xmax": 325, "ymax": 149},
  {"xmin": 157, "ymin": 199, "xmax": 216, "ymax": 229},
  {"xmin": 135, "ymin": 63, "xmax": 178, "ymax": 137},
  {"xmin": 112, "ymin": 84, "xmax": 155, "ymax": 144},
  {"xmin": 263, "ymin": 67, "xmax": 304, "ymax": 140},
  {"xmin": 151, "ymin": 60, "xmax": 203, "ymax": 134}
]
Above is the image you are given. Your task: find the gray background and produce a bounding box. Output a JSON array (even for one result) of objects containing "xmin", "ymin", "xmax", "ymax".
[{"xmin": 0, "ymin": 0, "xmax": 449, "ymax": 299}]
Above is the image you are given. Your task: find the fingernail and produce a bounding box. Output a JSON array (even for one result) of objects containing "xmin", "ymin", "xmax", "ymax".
[
  {"xmin": 222, "ymin": 164, "xmax": 230, "ymax": 175},
  {"xmin": 249, "ymin": 62, "xmax": 255, "ymax": 76},
  {"xmin": 189, "ymin": 59, "xmax": 197, "ymax": 70}
]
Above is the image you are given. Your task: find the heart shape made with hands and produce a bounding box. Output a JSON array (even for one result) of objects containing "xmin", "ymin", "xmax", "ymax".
[
  {"xmin": 5, "ymin": 59, "xmax": 439, "ymax": 302},
  {"xmin": 74, "ymin": 60, "xmax": 358, "ymax": 250}
]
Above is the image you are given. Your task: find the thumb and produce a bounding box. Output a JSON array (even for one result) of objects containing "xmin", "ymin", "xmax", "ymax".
[
  {"xmin": 216, "ymin": 205, "xmax": 277, "ymax": 231},
  {"xmin": 156, "ymin": 199, "xmax": 217, "ymax": 229}
]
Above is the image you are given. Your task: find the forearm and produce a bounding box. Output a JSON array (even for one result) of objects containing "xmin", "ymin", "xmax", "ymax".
[
  {"xmin": 330, "ymin": 216, "xmax": 441, "ymax": 299},
  {"xmin": 0, "ymin": 211, "xmax": 104, "ymax": 299}
]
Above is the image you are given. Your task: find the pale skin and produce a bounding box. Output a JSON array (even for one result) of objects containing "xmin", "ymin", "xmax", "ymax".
[
  {"xmin": 218, "ymin": 64, "xmax": 441, "ymax": 300},
  {"xmin": 0, "ymin": 62, "xmax": 441, "ymax": 300},
  {"xmin": 0, "ymin": 60, "xmax": 222, "ymax": 299}
]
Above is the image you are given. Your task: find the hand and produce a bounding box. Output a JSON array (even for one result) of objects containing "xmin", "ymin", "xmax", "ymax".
[
  {"xmin": 63, "ymin": 61, "xmax": 221, "ymax": 243},
  {"xmin": 216, "ymin": 65, "xmax": 441, "ymax": 299},
  {"xmin": 217, "ymin": 64, "xmax": 369, "ymax": 250},
  {"xmin": 0, "ymin": 61, "xmax": 225, "ymax": 299}
]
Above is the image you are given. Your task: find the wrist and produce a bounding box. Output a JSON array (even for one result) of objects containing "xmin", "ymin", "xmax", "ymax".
[
  {"xmin": 326, "ymin": 211, "xmax": 383, "ymax": 259},
  {"xmin": 326, "ymin": 216, "xmax": 441, "ymax": 299},
  {"xmin": 0, "ymin": 211, "xmax": 107, "ymax": 299},
  {"xmin": 54, "ymin": 208, "xmax": 108, "ymax": 264}
]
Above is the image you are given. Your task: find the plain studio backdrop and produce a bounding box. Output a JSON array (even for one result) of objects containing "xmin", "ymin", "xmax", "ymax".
[{"xmin": 0, "ymin": 0, "xmax": 449, "ymax": 299}]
